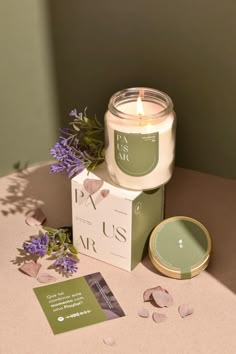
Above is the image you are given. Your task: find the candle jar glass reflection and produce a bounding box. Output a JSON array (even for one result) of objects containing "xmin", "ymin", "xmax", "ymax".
[{"xmin": 104, "ymin": 87, "xmax": 176, "ymax": 190}]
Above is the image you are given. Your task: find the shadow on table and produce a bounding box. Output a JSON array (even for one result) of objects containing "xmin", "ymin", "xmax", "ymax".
[
  {"xmin": 0, "ymin": 163, "xmax": 72, "ymax": 228},
  {"xmin": 142, "ymin": 167, "xmax": 236, "ymax": 295},
  {"xmin": 2, "ymin": 164, "xmax": 236, "ymax": 295}
]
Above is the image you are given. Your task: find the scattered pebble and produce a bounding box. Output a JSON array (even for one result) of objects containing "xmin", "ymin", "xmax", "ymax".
[
  {"xmin": 152, "ymin": 312, "xmax": 167, "ymax": 324},
  {"xmin": 19, "ymin": 261, "xmax": 41, "ymax": 278},
  {"xmin": 152, "ymin": 289, "xmax": 173, "ymax": 308},
  {"xmin": 143, "ymin": 286, "xmax": 173, "ymax": 307},
  {"xmin": 178, "ymin": 304, "xmax": 194, "ymax": 318},
  {"xmin": 103, "ymin": 336, "xmax": 116, "ymax": 346},
  {"xmin": 143, "ymin": 286, "xmax": 164, "ymax": 302},
  {"xmin": 137, "ymin": 308, "xmax": 149, "ymax": 318},
  {"xmin": 142, "ymin": 286, "xmax": 194, "ymax": 324},
  {"xmin": 100, "ymin": 189, "xmax": 110, "ymax": 198},
  {"xmin": 25, "ymin": 208, "xmax": 46, "ymax": 226},
  {"xmin": 37, "ymin": 273, "xmax": 57, "ymax": 283}
]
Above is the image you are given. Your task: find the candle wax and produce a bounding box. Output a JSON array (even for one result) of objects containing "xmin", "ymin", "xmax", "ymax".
[{"xmin": 105, "ymin": 101, "xmax": 176, "ymax": 190}]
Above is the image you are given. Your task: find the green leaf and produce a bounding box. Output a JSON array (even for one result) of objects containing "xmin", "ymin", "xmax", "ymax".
[
  {"xmin": 101, "ymin": 147, "xmax": 105, "ymax": 157},
  {"xmin": 88, "ymin": 161, "xmax": 99, "ymax": 171},
  {"xmin": 83, "ymin": 137, "xmax": 92, "ymax": 145},
  {"xmin": 72, "ymin": 123, "xmax": 80, "ymax": 132},
  {"xmin": 83, "ymin": 106, "xmax": 87, "ymax": 113},
  {"xmin": 93, "ymin": 114, "xmax": 102, "ymax": 127},
  {"xmin": 43, "ymin": 226, "xmax": 57, "ymax": 235},
  {"xmin": 52, "ymin": 245, "xmax": 60, "ymax": 252},
  {"xmin": 66, "ymin": 233, "xmax": 72, "ymax": 243},
  {"xmin": 68, "ymin": 244, "xmax": 78, "ymax": 255},
  {"xmin": 47, "ymin": 247, "xmax": 52, "ymax": 256},
  {"xmin": 86, "ymin": 129, "xmax": 102, "ymax": 136},
  {"xmin": 29, "ymin": 234, "xmax": 40, "ymax": 240},
  {"xmin": 58, "ymin": 232, "xmax": 67, "ymax": 244}
]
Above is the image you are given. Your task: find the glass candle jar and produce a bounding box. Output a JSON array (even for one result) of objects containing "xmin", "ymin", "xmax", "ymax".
[{"xmin": 104, "ymin": 87, "xmax": 176, "ymax": 190}]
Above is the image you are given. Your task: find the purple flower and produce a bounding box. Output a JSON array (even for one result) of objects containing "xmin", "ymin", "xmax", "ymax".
[
  {"xmin": 59, "ymin": 127, "xmax": 69, "ymax": 134},
  {"xmin": 50, "ymin": 163, "xmax": 65, "ymax": 173},
  {"xmin": 50, "ymin": 108, "xmax": 104, "ymax": 178},
  {"xmin": 23, "ymin": 233, "xmax": 49, "ymax": 257},
  {"xmin": 52, "ymin": 256, "xmax": 78, "ymax": 273},
  {"xmin": 60, "ymin": 136, "xmax": 69, "ymax": 146},
  {"xmin": 50, "ymin": 141, "xmax": 85, "ymax": 177},
  {"xmin": 50, "ymin": 142, "xmax": 69, "ymax": 162},
  {"xmin": 69, "ymin": 109, "xmax": 79, "ymax": 118}
]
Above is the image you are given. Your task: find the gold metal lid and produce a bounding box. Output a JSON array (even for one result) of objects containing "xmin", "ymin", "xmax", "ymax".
[{"xmin": 149, "ymin": 216, "xmax": 212, "ymax": 279}]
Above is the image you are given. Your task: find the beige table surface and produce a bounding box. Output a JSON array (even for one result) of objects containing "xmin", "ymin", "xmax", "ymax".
[{"xmin": 0, "ymin": 163, "xmax": 236, "ymax": 354}]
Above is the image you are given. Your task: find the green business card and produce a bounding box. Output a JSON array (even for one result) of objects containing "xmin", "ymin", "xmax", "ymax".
[{"xmin": 34, "ymin": 272, "xmax": 125, "ymax": 334}]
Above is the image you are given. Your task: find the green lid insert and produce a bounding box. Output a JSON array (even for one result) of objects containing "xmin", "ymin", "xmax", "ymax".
[{"xmin": 149, "ymin": 216, "xmax": 211, "ymax": 279}]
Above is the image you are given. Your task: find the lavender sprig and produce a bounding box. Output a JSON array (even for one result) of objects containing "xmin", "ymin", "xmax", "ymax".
[
  {"xmin": 22, "ymin": 226, "xmax": 79, "ymax": 275},
  {"xmin": 50, "ymin": 108, "xmax": 105, "ymax": 177},
  {"xmin": 50, "ymin": 142, "xmax": 85, "ymax": 177},
  {"xmin": 23, "ymin": 233, "xmax": 49, "ymax": 257},
  {"xmin": 52, "ymin": 257, "xmax": 78, "ymax": 273}
]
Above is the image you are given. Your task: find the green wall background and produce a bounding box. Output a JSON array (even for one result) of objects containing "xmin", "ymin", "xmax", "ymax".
[{"xmin": 1, "ymin": 0, "xmax": 236, "ymax": 178}]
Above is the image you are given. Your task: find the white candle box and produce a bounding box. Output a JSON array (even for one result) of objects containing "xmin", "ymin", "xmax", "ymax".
[{"xmin": 71, "ymin": 163, "xmax": 164, "ymax": 271}]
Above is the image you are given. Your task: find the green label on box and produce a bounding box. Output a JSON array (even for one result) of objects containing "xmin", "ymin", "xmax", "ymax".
[
  {"xmin": 34, "ymin": 272, "xmax": 125, "ymax": 334},
  {"xmin": 114, "ymin": 130, "xmax": 159, "ymax": 176}
]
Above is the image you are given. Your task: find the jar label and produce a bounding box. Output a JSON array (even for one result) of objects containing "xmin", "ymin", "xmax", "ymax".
[{"xmin": 114, "ymin": 130, "xmax": 159, "ymax": 176}]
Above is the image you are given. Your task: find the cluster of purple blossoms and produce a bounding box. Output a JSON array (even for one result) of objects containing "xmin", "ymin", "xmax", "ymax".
[
  {"xmin": 52, "ymin": 256, "xmax": 78, "ymax": 273},
  {"xmin": 23, "ymin": 233, "xmax": 49, "ymax": 257},
  {"xmin": 50, "ymin": 108, "xmax": 104, "ymax": 178},
  {"xmin": 50, "ymin": 140, "xmax": 85, "ymax": 178}
]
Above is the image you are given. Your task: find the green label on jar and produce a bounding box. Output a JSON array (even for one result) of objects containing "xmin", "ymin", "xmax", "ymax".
[{"xmin": 114, "ymin": 130, "xmax": 159, "ymax": 176}]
